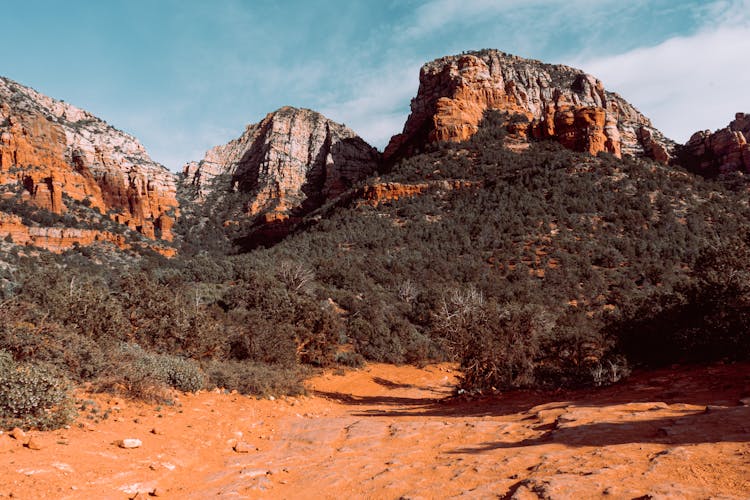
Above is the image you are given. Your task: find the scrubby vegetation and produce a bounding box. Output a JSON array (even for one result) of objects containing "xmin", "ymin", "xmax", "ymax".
[
  {"xmin": 2, "ymin": 110, "xmax": 750, "ymax": 428},
  {"xmin": 0, "ymin": 252, "xmax": 335, "ymax": 408},
  {"xmin": 0, "ymin": 350, "xmax": 74, "ymax": 430}
]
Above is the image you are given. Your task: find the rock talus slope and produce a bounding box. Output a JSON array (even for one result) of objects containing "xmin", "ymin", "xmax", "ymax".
[
  {"xmin": 0, "ymin": 77, "xmax": 178, "ymax": 242},
  {"xmin": 384, "ymin": 50, "xmax": 673, "ymax": 164},
  {"xmin": 183, "ymin": 106, "xmax": 380, "ymax": 219}
]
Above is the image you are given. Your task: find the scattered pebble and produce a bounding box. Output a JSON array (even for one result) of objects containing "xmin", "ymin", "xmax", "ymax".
[
  {"xmin": 240, "ymin": 468, "xmax": 269, "ymax": 478},
  {"xmin": 24, "ymin": 438, "xmax": 42, "ymax": 450},
  {"xmin": 9, "ymin": 428, "xmax": 26, "ymax": 441},
  {"xmin": 233, "ymin": 441, "xmax": 257, "ymax": 453},
  {"xmin": 117, "ymin": 438, "xmax": 143, "ymax": 449}
]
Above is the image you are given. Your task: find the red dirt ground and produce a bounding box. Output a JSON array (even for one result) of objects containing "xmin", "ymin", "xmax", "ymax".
[{"xmin": 1, "ymin": 362, "xmax": 749, "ymax": 499}]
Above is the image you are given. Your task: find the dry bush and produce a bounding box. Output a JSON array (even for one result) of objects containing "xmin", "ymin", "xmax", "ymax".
[{"xmin": 0, "ymin": 351, "xmax": 75, "ymax": 430}]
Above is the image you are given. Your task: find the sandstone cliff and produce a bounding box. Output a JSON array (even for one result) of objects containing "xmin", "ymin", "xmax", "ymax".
[
  {"xmin": 0, "ymin": 212, "xmax": 176, "ymax": 257},
  {"xmin": 683, "ymin": 112, "xmax": 750, "ymax": 176},
  {"xmin": 0, "ymin": 76, "xmax": 178, "ymax": 242},
  {"xmin": 384, "ymin": 50, "xmax": 673, "ymax": 164},
  {"xmin": 182, "ymin": 106, "xmax": 379, "ymax": 219}
]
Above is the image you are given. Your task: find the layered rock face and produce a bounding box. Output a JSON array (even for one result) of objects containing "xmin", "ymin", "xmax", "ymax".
[
  {"xmin": 384, "ymin": 50, "xmax": 673, "ymax": 163},
  {"xmin": 183, "ymin": 106, "xmax": 379, "ymax": 218},
  {"xmin": 0, "ymin": 212, "xmax": 176, "ymax": 257},
  {"xmin": 683, "ymin": 113, "xmax": 750, "ymax": 175},
  {"xmin": 0, "ymin": 77, "xmax": 178, "ymax": 241}
]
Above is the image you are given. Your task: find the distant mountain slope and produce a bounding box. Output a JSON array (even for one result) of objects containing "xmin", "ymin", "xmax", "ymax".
[
  {"xmin": 240, "ymin": 111, "xmax": 750, "ymax": 385},
  {"xmin": 183, "ymin": 106, "xmax": 379, "ymax": 210}
]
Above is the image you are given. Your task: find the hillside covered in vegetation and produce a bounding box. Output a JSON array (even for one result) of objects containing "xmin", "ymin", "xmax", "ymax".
[{"xmin": 3, "ymin": 110, "xmax": 750, "ymax": 428}]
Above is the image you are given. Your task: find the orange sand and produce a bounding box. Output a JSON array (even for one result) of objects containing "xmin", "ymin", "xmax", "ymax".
[{"xmin": 1, "ymin": 362, "xmax": 748, "ymax": 499}]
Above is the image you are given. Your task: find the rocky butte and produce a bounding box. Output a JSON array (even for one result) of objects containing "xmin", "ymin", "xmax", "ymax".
[
  {"xmin": 384, "ymin": 49, "xmax": 674, "ymax": 165},
  {"xmin": 0, "ymin": 76, "xmax": 178, "ymax": 243},
  {"xmin": 684, "ymin": 112, "xmax": 750, "ymax": 176},
  {"xmin": 182, "ymin": 106, "xmax": 380, "ymax": 222}
]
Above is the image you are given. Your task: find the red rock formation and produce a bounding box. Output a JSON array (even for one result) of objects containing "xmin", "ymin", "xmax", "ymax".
[
  {"xmin": 684, "ymin": 113, "xmax": 750, "ymax": 175},
  {"xmin": 355, "ymin": 180, "xmax": 478, "ymax": 207},
  {"xmin": 0, "ymin": 77, "xmax": 178, "ymax": 247},
  {"xmin": 183, "ymin": 106, "xmax": 380, "ymax": 219},
  {"xmin": 385, "ymin": 50, "xmax": 673, "ymax": 164},
  {"xmin": 549, "ymin": 106, "xmax": 609, "ymax": 156},
  {"xmin": 0, "ymin": 103, "xmax": 105, "ymax": 214},
  {"xmin": 0, "ymin": 211, "xmax": 123, "ymax": 253},
  {"xmin": 0, "ymin": 212, "xmax": 175, "ymax": 257}
]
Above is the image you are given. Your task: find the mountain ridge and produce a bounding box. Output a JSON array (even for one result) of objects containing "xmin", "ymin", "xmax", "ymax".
[
  {"xmin": 182, "ymin": 105, "xmax": 380, "ymax": 210},
  {"xmin": 0, "ymin": 49, "xmax": 748, "ymax": 256}
]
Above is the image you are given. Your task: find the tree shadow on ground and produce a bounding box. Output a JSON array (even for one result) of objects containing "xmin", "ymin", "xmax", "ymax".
[
  {"xmin": 323, "ymin": 362, "xmax": 750, "ymax": 420},
  {"xmin": 312, "ymin": 390, "xmax": 441, "ymax": 407},
  {"xmin": 448, "ymin": 405, "xmax": 750, "ymax": 453},
  {"xmin": 371, "ymin": 377, "xmax": 416, "ymax": 390}
]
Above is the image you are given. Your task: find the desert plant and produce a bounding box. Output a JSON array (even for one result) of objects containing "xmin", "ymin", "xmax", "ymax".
[
  {"xmin": 0, "ymin": 350, "xmax": 75, "ymax": 430},
  {"xmin": 111, "ymin": 344, "xmax": 207, "ymax": 400},
  {"xmin": 590, "ymin": 357, "xmax": 631, "ymax": 387},
  {"xmin": 436, "ymin": 295, "xmax": 551, "ymax": 393},
  {"xmin": 278, "ymin": 260, "xmax": 316, "ymax": 294},
  {"xmin": 204, "ymin": 359, "xmax": 307, "ymax": 396}
]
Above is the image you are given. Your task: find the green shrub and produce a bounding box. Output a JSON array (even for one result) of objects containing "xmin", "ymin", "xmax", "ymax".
[
  {"xmin": 611, "ymin": 240, "xmax": 750, "ymax": 366},
  {"xmin": 204, "ymin": 360, "xmax": 307, "ymax": 396},
  {"xmin": 113, "ymin": 344, "xmax": 206, "ymax": 399},
  {"xmin": 0, "ymin": 312, "xmax": 108, "ymax": 381},
  {"xmin": 434, "ymin": 290, "xmax": 551, "ymax": 392},
  {"xmin": 227, "ymin": 317, "xmax": 298, "ymax": 366},
  {"xmin": 154, "ymin": 356, "xmax": 206, "ymax": 393},
  {"xmin": 0, "ymin": 351, "xmax": 75, "ymax": 430},
  {"xmin": 334, "ymin": 350, "xmax": 365, "ymax": 368},
  {"xmin": 294, "ymin": 303, "xmax": 344, "ymax": 367}
]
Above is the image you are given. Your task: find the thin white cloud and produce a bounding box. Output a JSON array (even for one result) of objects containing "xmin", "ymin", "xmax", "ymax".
[
  {"xmin": 403, "ymin": 0, "xmax": 638, "ymax": 39},
  {"xmin": 118, "ymin": 111, "xmax": 239, "ymax": 171},
  {"xmin": 319, "ymin": 62, "xmax": 422, "ymax": 150},
  {"xmin": 703, "ymin": 0, "xmax": 750, "ymax": 26},
  {"xmin": 574, "ymin": 4, "xmax": 750, "ymax": 142}
]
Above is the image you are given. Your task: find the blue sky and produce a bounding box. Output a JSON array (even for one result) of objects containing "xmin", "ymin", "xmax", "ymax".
[{"xmin": 2, "ymin": 0, "xmax": 748, "ymax": 170}]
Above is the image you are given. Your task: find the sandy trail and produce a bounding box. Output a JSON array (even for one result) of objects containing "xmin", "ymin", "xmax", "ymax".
[{"xmin": 0, "ymin": 362, "xmax": 749, "ymax": 499}]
